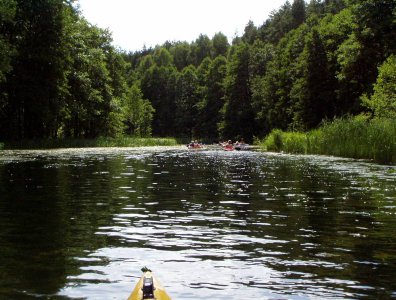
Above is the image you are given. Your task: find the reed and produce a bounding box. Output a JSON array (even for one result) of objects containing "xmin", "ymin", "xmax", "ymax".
[
  {"xmin": 94, "ymin": 136, "xmax": 178, "ymax": 147},
  {"xmin": 0, "ymin": 142, "xmax": 4, "ymax": 150},
  {"xmin": 259, "ymin": 117, "xmax": 396, "ymax": 164},
  {"xmin": 2, "ymin": 136, "xmax": 179, "ymax": 149},
  {"xmin": 263, "ymin": 129, "xmax": 307, "ymax": 153}
]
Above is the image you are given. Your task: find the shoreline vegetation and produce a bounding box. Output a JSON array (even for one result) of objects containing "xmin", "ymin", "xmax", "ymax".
[
  {"xmin": 258, "ymin": 117, "xmax": 396, "ymax": 165},
  {"xmin": 1, "ymin": 1, "xmax": 395, "ymax": 162},
  {"xmin": 0, "ymin": 137, "xmax": 178, "ymax": 150},
  {"xmin": 1, "ymin": 117, "xmax": 395, "ymax": 166}
]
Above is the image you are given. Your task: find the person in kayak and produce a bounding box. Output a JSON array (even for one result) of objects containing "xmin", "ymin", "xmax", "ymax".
[
  {"xmin": 234, "ymin": 138, "xmax": 246, "ymax": 150},
  {"xmin": 223, "ymin": 140, "xmax": 234, "ymax": 150},
  {"xmin": 187, "ymin": 140, "xmax": 202, "ymax": 149}
]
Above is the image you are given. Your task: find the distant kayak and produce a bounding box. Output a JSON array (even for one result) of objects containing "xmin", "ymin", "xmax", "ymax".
[
  {"xmin": 234, "ymin": 144, "xmax": 250, "ymax": 151},
  {"xmin": 223, "ymin": 145, "xmax": 234, "ymax": 151},
  {"xmin": 187, "ymin": 142, "xmax": 203, "ymax": 149},
  {"xmin": 128, "ymin": 271, "xmax": 172, "ymax": 300},
  {"xmin": 187, "ymin": 145, "xmax": 204, "ymax": 150}
]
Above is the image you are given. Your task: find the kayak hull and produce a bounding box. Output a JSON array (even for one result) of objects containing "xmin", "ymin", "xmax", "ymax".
[{"xmin": 128, "ymin": 272, "xmax": 171, "ymax": 300}]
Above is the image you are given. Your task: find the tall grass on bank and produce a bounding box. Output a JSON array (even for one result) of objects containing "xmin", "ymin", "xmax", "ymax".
[
  {"xmin": 259, "ymin": 118, "xmax": 396, "ymax": 164},
  {"xmin": 0, "ymin": 142, "xmax": 4, "ymax": 150},
  {"xmin": 1, "ymin": 136, "xmax": 179, "ymax": 150}
]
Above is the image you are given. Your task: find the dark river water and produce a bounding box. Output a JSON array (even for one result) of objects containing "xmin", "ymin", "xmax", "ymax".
[{"xmin": 0, "ymin": 147, "xmax": 396, "ymax": 299}]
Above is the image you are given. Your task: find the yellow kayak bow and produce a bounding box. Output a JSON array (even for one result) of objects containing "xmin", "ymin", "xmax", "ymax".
[{"xmin": 128, "ymin": 271, "xmax": 172, "ymax": 300}]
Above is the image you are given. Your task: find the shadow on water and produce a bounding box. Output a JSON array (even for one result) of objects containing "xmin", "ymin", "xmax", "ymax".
[{"xmin": 0, "ymin": 148, "xmax": 396, "ymax": 299}]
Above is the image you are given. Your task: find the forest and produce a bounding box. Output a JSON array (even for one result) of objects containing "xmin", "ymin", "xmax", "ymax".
[{"xmin": 0, "ymin": 0, "xmax": 395, "ymax": 144}]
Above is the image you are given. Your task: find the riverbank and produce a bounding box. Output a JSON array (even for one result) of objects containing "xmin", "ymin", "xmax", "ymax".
[
  {"xmin": 258, "ymin": 117, "xmax": 396, "ymax": 165},
  {"xmin": 0, "ymin": 136, "xmax": 179, "ymax": 150}
]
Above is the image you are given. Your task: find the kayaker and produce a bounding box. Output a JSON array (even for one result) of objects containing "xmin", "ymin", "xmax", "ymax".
[
  {"xmin": 224, "ymin": 140, "xmax": 234, "ymax": 150},
  {"xmin": 234, "ymin": 138, "xmax": 246, "ymax": 150},
  {"xmin": 188, "ymin": 140, "xmax": 202, "ymax": 149}
]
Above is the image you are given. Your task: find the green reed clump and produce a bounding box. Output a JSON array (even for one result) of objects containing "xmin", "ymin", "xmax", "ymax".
[
  {"xmin": 95, "ymin": 136, "xmax": 178, "ymax": 147},
  {"xmin": 0, "ymin": 142, "xmax": 4, "ymax": 150},
  {"xmin": 283, "ymin": 131, "xmax": 308, "ymax": 154},
  {"xmin": 314, "ymin": 117, "xmax": 396, "ymax": 163},
  {"xmin": 262, "ymin": 129, "xmax": 284, "ymax": 152},
  {"xmin": 263, "ymin": 130, "xmax": 307, "ymax": 154},
  {"xmin": 259, "ymin": 117, "xmax": 396, "ymax": 164},
  {"xmin": 3, "ymin": 136, "xmax": 179, "ymax": 149}
]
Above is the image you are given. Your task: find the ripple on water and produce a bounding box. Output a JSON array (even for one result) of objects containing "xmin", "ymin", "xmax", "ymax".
[{"xmin": 1, "ymin": 148, "xmax": 396, "ymax": 299}]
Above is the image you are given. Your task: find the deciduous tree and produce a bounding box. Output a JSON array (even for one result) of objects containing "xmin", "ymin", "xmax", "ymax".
[{"xmin": 362, "ymin": 55, "xmax": 396, "ymax": 118}]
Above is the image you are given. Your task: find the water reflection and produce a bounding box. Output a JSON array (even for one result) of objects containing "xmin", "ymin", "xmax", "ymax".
[{"xmin": 0, "ymin": 148, "xmax": 395, "ymax": 299}]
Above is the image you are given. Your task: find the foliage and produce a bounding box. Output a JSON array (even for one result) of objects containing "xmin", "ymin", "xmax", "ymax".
[
  {"xmin": 0, "ymin": 0, "xmax": 157, "ymax": 142},
  {"xmin": 192, "ymin": 34, "xmax": 212, "ymax": 66},
  {"xmin": 262, "ymin": 129, "xmax": 284, "ymax": 152},
  {"xmin": 291, "ymin": 0, "xmax": 306, "ymax": 28},
  {"xmin": 253, "ymin": 24, "xmax": 311, "ymax": 133},
  {"xmin": 153, "ymin": 48, "xmax": 173, "ymax": 67},
  {"xmin": 169, "ymin": 42, "xmax": 191, "ymax": 71},
  {"xmin": 0, "ymin": 0, "xmax": 394, "ymax": 157},
  {"xmin": 0, "ymin": 0, "xmax": 16, "ymax": 83},
  {"xmin": 362, "ymin": 55, "xmax": 396, "ymax": 119},
  {"xmin": 140, "ymin": 64, "xmax": 178, "ymax": 136},
  {"xmin": 197, "ymin": 55, "xmax": 227, "ymax": 140},
  {"xmin": 291, "ymin": 28, "xmax": 335, "ymax": 129},
  {"xmin": 262, "ymin": 129, "xmax": 308, "ymax": 154},
  {"xmin": 94, "ymin": 136, "xmax": 178, "ymax": 147},
  {"xmin": 212, "ymin": 32, "xmax": 229, "ymax": 57},
  {"xmin": 174, "ymin": 65, "xmax": 200, "ymax": 137},
  {"xmin": 242, "ymin": 21, "xmax": 258, "ymax": 44},
  {"xmin": 123, "ymin": 84, "xmax": 154, "ymax": 137},
  {"xmin": 259, "ymin": 117, "xmax": 396, "ymax": 164},
  {"xmin": 1, "ymin": 0, "xmax": 71, "ymax": 139},
  {"xmin": 220, "ymin": 43, "xmax": 256, "ymax": 141},
  {"xmin": 2, "ymin": 136, "xmax": 178, "ymax": 149},
  {"xmin": 307, "ymin": 0, "xmax": 346, "ymax": 17},
  {"xmin": 258, "ymin": 1, "xmax": 293, "ymax": 44},
  {"xmin": 0, "ymin": 0, "xmax": 16, "ymax": 119}
]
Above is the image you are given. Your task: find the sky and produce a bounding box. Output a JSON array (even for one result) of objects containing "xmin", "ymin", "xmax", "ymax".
[{"xmin": 77, "ymin": 0, "xmax": 287, "ymax": 52}]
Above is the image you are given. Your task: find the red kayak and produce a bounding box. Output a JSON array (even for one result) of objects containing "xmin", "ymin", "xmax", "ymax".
[{"xmin": 223, "ymin": 145, "xmax": 234, "ymax": 151}]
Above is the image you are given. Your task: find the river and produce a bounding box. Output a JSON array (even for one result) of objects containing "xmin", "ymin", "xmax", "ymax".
[{"xmin": 0, "ymin": 147, "xmax": 395, "ymax": 299}]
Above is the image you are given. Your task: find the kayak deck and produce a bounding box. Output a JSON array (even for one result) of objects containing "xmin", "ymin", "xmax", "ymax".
[{"xmin": 128, "ymin": 271, "xmax": 172, "ymax": 300}]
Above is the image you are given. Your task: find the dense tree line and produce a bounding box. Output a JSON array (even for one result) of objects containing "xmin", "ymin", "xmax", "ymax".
[
  {"xmin": 1, "ymin": 0, "xmax": 395, "ymax": 142},
  {"xmin": 128, "ymin": 0, "xmax": 395, "ymax": 142},
  {"xmin": 0, "ymin": 0, "xmax": 153, "ymax": 140}
]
